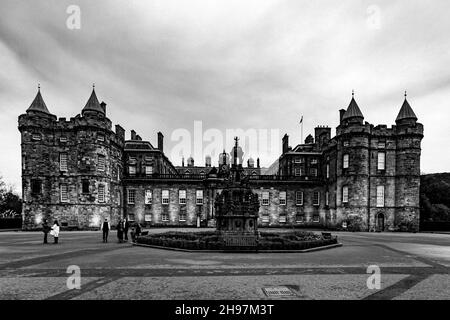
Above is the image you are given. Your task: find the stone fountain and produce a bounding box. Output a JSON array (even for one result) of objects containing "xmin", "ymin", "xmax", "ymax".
[{"xmin": 214, "ymin": 137, "xmax": 260, "ymax": 250}]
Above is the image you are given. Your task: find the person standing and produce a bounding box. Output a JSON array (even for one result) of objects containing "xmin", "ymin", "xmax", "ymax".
[
  {"xmin": 123, "ymin": 218, "xmax": 130, "ymax": 241},
  {"xmin": 50, "ymin": 220, "xmax": 60, "ymax": 244},
  {"xmin": 42, "ymin": 219, "xmax": 50, "ymax": 244},
  {"xmin": 101, "ymin": 218, "xmax": 111, "ymax": 243},
  {"xmin": 117, "ymin": 219, "xmax": 124, "ymax": 243}
]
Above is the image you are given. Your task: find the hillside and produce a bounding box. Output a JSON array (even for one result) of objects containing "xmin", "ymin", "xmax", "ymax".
[{"xmin": 420, "ymin": 173, "xmax": 450, "ymax": 222}]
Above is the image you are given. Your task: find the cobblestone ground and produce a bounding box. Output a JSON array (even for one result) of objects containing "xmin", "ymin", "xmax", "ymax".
[{"xmin": 0, "ymin": 228, "xmax": 449, "ymax": 300}]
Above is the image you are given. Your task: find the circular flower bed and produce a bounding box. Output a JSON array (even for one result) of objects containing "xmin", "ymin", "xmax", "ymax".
[{"xmin": 135, "ymin": 231, "xmax": 338, "ymax": 251}]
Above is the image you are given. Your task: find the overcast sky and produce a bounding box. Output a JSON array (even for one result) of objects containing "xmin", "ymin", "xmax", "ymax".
[{"xmin": 1, "ymin": 0, "xmax": 450, "ymax": 192}]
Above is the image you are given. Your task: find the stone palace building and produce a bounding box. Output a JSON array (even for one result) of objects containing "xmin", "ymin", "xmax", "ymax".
[{"xmin": 18, "ymin": 87, "xmax": 423, "ymax": 231}]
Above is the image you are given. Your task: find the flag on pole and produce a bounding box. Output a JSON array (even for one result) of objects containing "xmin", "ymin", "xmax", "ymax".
[{"xmin": 299, "ymin": 116, "xmax": 303, "ymax": 124}]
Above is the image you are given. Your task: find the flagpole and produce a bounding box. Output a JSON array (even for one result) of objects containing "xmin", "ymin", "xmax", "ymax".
[{"xmin": 300, "ymin": 116, "xmax": 303, "ymax": 144}]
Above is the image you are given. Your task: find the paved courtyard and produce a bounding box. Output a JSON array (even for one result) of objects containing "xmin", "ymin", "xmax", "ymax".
[{"xmin": 0, "ymin": 229, "xmax": 449, "ymax": 300}]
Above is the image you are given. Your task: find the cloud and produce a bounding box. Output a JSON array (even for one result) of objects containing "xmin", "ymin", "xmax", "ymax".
[{"xmin": 1, "ymin": 0, "xmax": 450, "ymax": 191}]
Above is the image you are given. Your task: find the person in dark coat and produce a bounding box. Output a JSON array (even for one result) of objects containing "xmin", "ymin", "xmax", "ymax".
[
  {"xmin": 117, "ymin": 219, "xmax": 124, "ymax": 243},
  {"xmin": 123, "ymin": 218, "xmax": 130, "ymax": 241},
  {"xmin": 42, "ymin": 219, "xmax": 50, "ymax": 244},
  {"xmin": 101, "ymin": 218, "xmax": 111, "ymax": 243}
]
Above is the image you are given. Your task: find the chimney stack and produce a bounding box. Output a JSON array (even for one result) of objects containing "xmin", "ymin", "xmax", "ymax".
[
  {"xmin": 157, "ymin": 132, "xmax": 164, "ymax": 152},
  {"xmin": 131, "ymin": 130, "xmax": 136, "ymax": 140},
  {"xmin": 282, "ymin": 134, "xmax": 289, "ymax": 154}
]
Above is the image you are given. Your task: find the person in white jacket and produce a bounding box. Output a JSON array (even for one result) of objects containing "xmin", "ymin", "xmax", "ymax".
[{"xmin": 50, "ymin": 220, "xmax": 60, "ymax": 244}]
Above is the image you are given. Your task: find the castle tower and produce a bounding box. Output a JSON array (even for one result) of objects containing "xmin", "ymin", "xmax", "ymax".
[
  {"xmin": 394, "ymin": 94, "xmax": 423, "ymax": 231},
  {"xmin": 19, "ymin": 87, "xmax": 57, "ymax": 229},
  {"xmin": 335, "ymin": 93, "xmax": 371, "ymax": 230},
  {"xmin": 18, "ymin": 86, "xmax": 125, "ymax": 230}
]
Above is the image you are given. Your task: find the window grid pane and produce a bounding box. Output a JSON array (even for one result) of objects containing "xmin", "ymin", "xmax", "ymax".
[
  {"xmin": 145, "ymin": 190, "xmax": 152, "ymax": 204},
  {"xmin": 376, "ymin": 185, "xmax": 385, "ymax": 207},
  {"xmin": 128, "ymin": 189, "xmax": 135, "ymax": 204},
  {"xmin": 296, "ymin": 191, "xmax": 303, "ymax": 205},
  {"xmin": 343, "ymin": 154, "xmax": 349, "ymax": 169},
  {"xmin": 162, "ymin": 190, "xmax": 169, "ymax": 205},
  {"xmin": 279, "ymin": 191, "xmax": 287, "ymax": 205},
  {"xmin": 378, "ymin": 152, "xmax": 386, "ymax": 170},
  {"xmin": 60, "ymin": 184, "xmax": 68, "ymax": 202},
  {"xmin": 196, "ymin": 190, "xmax": 203, "ymax": 205},
  {"xmin": 60, "ymin": 153, "xmax": 68, "ymax": 171},
  {"xmin": 342, "ymin": 186, "xmax": 348, "ymax": 203},
  {"xmin": 98, "ymin": 185, "xmax": 105, "ymax": 203},
  {"xmin": 179, "ymin": 190, "xmax": 186, "ymax": 204}
]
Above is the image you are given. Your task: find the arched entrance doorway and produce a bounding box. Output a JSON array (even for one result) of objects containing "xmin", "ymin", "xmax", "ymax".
[{"xmin": 376, "ymin": 213, "xmax": 385, "ymax": 232}]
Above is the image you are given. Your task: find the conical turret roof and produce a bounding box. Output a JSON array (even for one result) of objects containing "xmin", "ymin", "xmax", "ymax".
[
  {"xmin": 342, "ymin": 96, "xmax": 364, "ymax": 120},
  {"xmin": 27, "ymin": 88, "xmax": 51, "ymax": 114},
  {"xmin": 396, "ymin": 98, "xmax": 417, "ymax": 121},
  {"xmin": 82, "ymin": 87, "xmax": 105, "ymax": 114}
]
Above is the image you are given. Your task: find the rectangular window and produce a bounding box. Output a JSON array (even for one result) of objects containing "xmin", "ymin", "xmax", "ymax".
[
  {"xmin": 179, "ymin": 212, "xmax": 187, "ymax": 222},
  {"xmin": 343, "ymin": 140, "xmax": 349, "ymax": 147},
  {"xmin": 162, "ymin": 190, "xmax": 169, "ymax": 205},
  {"xmin": 129, "ymin": 165, "xmax": 136, "ymax": 175},
  {"xmin": 294, "ymin": 167, "xmax": 301, "ymax": 176},
  {"xmin": 313, "ymin": 191, "xmax": 320, "ymax": 206},
  {"xmin": 300, "ymin": 167, "xmax": 305, "ymax": 176},
  {"xmin": 179, "ymin": 190, "xmax": 187, "ymax": 204},
  {"xmin": 313, "ymin": 215, "xmax": 320, "ymax": 223},
  {"xmin": 296, "ymin": 215, "xmax": 304, "ymax": 223},
  {"xmin": 82, "ymin": 180, "xmax": 89, "ymax": 194},
  {"xmin": 59, "ymin": 153, "xmax": 68, "ymax": 171},
  {"xmin": 196, "ymin": 190, "xmax": 204, "ymax": 205},
  {"xmin": 22, "ymin": 155, "xmax": 26, "ymax": 170},
  {"xmin": 98, "ymin": 155, "xmax": 105, "ymax": 171},
  {"xmin": 145, "ymin": 190, "xmax": 152, "ymax": 204},
  {"xmin": 377, "ymin": 185, "xmax": 385, "ymax": 207},
  {"xmin": 343, "ymin": 154, "xmax": 349, "ymax": 169},
  {"xmin": 311, "ymin": 158, "xmax": 318, "ymax": 165},
  {"xmin": 117, "ymin": 166, "xmax": 120, "ymax": 181},
  {"xmin": 60, "ymin": 184, "xmax": 68, "ymax": 203},
  {"xmin": 128, "ymin": 156, "xmax": 137, "ymax": 164},
  {"xmin": 117, "ymin": 191, "xmax": 121, "ymax": 205},
  {"xmin": 97, "ymin": 133, "xmax": 105, "ymax": 142},
  {"xmin": 128, "ymin": 189, "xmax": 136, "ymax": 205},
  {"xmin": 145, "ymin": 165, "xmax": 153, "ymax": 175},
  {"xmin": 98, "ymin": 185, "xmax": 105, "ymax": 203},
  {"xmin": 261, "ymin": 215, "xmax": 269, "ymax": 223},
  {"xmin": 161, "ymin": 213, "xmax": 169, "ymax": 222},
  {"xmin": 342, "ymin": 186, "xmax": 349, "ymax": 203},
  {"xmin": 59, "ymin": 137, "xmax": 67, "ymax": 143},
  {"xmin": 279, "ymin": 191, "xmax": 287, "ymax": 206},
  {"xmin": 296, "ymin": 191, "xmax": 303, "ymax": 206},
  {"xmin": 310, "ymin": 168, "xmax": 318, "ymax": 177},
  {"xmin": 378, "ymin": 152, "xmax": 386, "ymax": 170},
  {"xmin": 279, "ymin": 215, "xmax": 286, "ymax": 223},
  {"xmin": 31, "ymin": 180, "xmax": 41, "ymax": 194},
  {"xmin": 261, "ymin": 191, "xmax": 270, "ymax": 206},
  {"xmin": 378, "ymin": 141, "xmax": 386, "ymax": 149},
  {"xmin": 294, "ymin": 157, "xmax": 302, "ymax": 164},
  {"xmin": 326, "ymin": 163, "xmax": 330, "ymax": 179},
  {"xmin": 325, "ymin": 191, "xmax": 329, "ymax": 206},
  {"xmin": 32, "ymin": 134, "xmax": 41, "ymax": 141}
]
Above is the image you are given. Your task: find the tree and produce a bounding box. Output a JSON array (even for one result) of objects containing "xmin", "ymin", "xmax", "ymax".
[{"xmin": 0, "ymin": 175, "xmax": 22, "ymax": 217}]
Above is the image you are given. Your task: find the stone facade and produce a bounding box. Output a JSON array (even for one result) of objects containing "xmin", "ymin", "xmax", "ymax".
[{"xmin": 19, "ymin": 89, "xmax": 423, "ymax": 231}]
